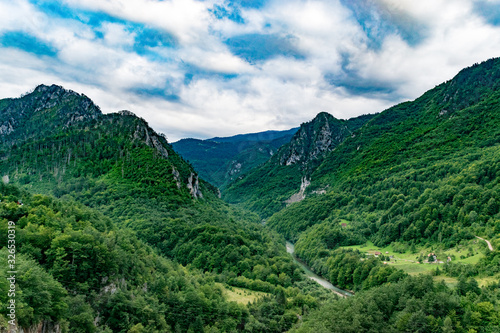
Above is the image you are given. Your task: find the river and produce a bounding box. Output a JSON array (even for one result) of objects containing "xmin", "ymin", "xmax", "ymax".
[{"xmin": 286, "ymin": 241, "xmax": 353, "ymax": 298}]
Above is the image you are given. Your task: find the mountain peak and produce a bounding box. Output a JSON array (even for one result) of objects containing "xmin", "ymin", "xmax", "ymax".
[
  {"xmin": 0, "ymin": 84, "xmax": 101, "ymax": 143},
  {"xmin": 33, "ymin": 83, "xmax": 69, "ymax": 94},
  {"xmin": 278, "ymin": 112, "xmax": 349, "ymax": 167}
]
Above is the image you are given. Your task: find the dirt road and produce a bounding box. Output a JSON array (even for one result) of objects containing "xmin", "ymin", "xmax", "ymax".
[{"xmin": 475, "ymin": 236, "xmax": 494, "ymax": 251}]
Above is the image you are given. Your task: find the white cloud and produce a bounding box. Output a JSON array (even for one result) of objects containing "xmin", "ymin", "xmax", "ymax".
[
  {"xmin": 62, "ymin": 0, "xmax": 216, "ymax": 44},
  {"xmin": 1, "ymin": 0, "xmax": 500, "ymax": 141}
]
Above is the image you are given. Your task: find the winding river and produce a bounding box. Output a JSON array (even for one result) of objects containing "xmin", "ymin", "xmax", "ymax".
[{"xmin": 286, "ymin": 241, "xmax": 353, "ymax": 298}]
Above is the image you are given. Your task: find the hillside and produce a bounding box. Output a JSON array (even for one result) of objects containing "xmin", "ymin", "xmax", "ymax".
[
  {"xmin": 1, "ymin": 58, "xmax": 500, "ymax": 333},
  {"xmin": 223, "ymin": 112, "xmax": 376, "ymax": 217},
  {"xmin": 0, "ymin": 86, "xmax": 308, "ymax": 312},
  {"xmin": 0, "ymin": 184, "xmax": 248, "ymax": 332},
  {"xmin": 172, "ymin": 128, "xmax": 298, "ymax": 189},
  {"xmin": 259, "ymin": 58, "xmax": 500, "ymax": 293}
]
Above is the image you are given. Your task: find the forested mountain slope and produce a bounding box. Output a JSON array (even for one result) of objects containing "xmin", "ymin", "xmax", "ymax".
[
  {"xmin": 172, "ymin": 128, "xmax": 298, "ymax": 189},
  {"xmin": 262, "ymin": 58, "xmax": 500, "ymax": 286},
  {"xmin": 0, "ymin": 184, "xmax": 248, "ymax": 332},
  {"xmin": 0, "ymin": 85, "xmax": 303, "ymax": 308},
  {"xmin": 223, "ymin": 112, "xmax": 376, "ymax": 217}
]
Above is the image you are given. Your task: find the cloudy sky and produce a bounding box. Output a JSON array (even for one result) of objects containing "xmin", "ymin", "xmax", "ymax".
[{"xmin": 1, "ymin": 0, "xmax": 500, "ymax": 141}]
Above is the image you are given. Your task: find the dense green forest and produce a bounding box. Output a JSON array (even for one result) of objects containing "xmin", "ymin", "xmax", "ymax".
[
  {"xmin": 293, "ymin": 275, "xmax": 500, "ymax": 333},
  {"xmin": 1, "ymin": 58, "xmax": 500, "ymax": 332},
  {"xmin": 220, "ymin": 58, "xmax": 500, "ymax": 270},
  {"xmin": 0, "ymin": 85, "xmax": 337, "ymax": 332},
  {"xmin": 225, "ymin": 59, "xmax": 500, "ymax": 332},
  {"xmin": 0, "ymin": 85, "xmax": 304, "ymax": 293},
  {"xmin": 0, "ymin": 184, "xmax": 337, "ymax": 332}
]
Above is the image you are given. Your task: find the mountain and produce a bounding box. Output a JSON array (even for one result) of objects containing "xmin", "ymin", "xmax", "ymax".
[
  {"xmin": 1, "ymin": 57, "xmax": 500, "ymax": 333},
  {"xmin": 0, "ymin": 85, "xmax": 319, "ymax": 332},
  {"xmin": 223, "ymin": 112, "xmax": 376, "ymax": 217},
  {"xmin": 261, "ymin": 58, "xmax": 500, "ymax": 291},
  {"xmin": 0, "ymin": 84, "xmax": 100, "ymax": 144},
  {"xmin": 220, "ymin": 58, "xmax": 500, "ymax": 333},
  {"xmin": 172, "ymin": 127, "xmax": 298, "ymax": 189},
  {"xmin": 0, "ymin": 85, "xmax": 209, "ymax": 203},
  {"xmin": 208, "ymin": 128, "xmax": 299, "ymax": 144}
]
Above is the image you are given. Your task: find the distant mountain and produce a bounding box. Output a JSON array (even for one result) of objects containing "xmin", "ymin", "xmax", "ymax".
[
  {"xmin": 172, "ymin": 127, "xmax": 298, "ymax": 189},
  {"xmin": 208, "ymin": 127, "xmax": 299, "ymax": 143},
  {"xmin": 223, "ymin": 112, "xmax": 376, "ymax": 217}
]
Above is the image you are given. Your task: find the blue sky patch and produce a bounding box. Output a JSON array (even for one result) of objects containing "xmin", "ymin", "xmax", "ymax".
[
  {"xmin": 0, "ymin": 31, "xmax": 57, "ymax": 57},
  {"xmin": 135, "ymin": 27, "xmax": 177, "ymax": 49},
  {"xmin": 131, "ymin": 26, "xmax": 177, "ymax": 62},
  {"xmin": 30, "ymin": 0, "xmax": 126, "ymax": 27},
  {"xmin": 225, "ymin": 33, "xmax": 304, "ymax": 63},
  {"xmin": 211, "ymin": 4, "xmax": 245, "ymax": 24},
  {"xmin": 183, "ymin": 64, "xmax": 238, "ymax": 85},
  {"xmin": 474, "ymin": 1, "xmax": 500, "ymax": 26},
  {"xmin": 231, "ymin": 0, "xmax": 267, "ymax": 9},
  {"xmin": 130, "ymin": 86, "xmax": 180, "ymax": 102}
]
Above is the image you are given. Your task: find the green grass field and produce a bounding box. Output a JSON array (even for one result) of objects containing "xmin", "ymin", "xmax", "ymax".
[
  {"xmin": 217, "ymin": 284, "xmax": 270, "ymax": 305},
  {"xmin": 342, "ymin": 240, "xmax": 487, "ymax": 276}
]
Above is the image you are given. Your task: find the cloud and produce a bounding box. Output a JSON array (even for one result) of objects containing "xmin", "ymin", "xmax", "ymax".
[
  {"xmin": 61, "ymin": 0, "xmax": 215, "ymax": 44},
  {"xmin": 0, "ymin": 0, "xmax": 500, "ymax": 141}
]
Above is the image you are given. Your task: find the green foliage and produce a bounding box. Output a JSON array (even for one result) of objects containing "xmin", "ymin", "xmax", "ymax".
[
  {"xmin": 292, "ymin": 275, "xmax": 500, "ymax": 333},
  {"xmin": 0, "ymin": 249, "xmax": 67, "ymax": 328},
  {"xmin": 0, "ymin": 185, "xmax": 250, "ymax": 332}
]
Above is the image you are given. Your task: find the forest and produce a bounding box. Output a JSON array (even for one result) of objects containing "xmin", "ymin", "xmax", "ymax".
[{"xmin": 0, "ymin": 59, "xmax": 499, "ymax": 332}]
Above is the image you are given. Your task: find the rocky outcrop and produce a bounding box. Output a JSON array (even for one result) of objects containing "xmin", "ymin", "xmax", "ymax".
[
  {"xmin": 285, "ymin": 177, "xmax": 310, "ymax": 205},
  {"xmin": 278, "ymin": 112, "xmax": 351, "ymax": 167},
  {"xmin": 172, "ymin": 166, "xmax": 181, "ymax": 189},
  {"xmin": 187, "ymin": 173, "xmax": 203, "ymax": 198},
  {"xmin": 2, "ymin": 320, "xmax": 63, "ymax": 333}
]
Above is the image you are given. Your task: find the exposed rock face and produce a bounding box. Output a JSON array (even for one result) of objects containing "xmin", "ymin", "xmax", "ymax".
[
  {"xmin": 172, "ymin": 166, "xmax": 181, "ymax": 189},
  {"xmin": 187, "ymin": 172, "xmax": 203, "ymax": 198},
  {"xmin": 229, "ymin": 161, "xmax": 242, "ymax": 175},
  {"xmin": 285, "ymin": 177, "xmax": 311, "ymax": 205},
  {"xmin": 131, "ymin": 120, "xmax": 170, "ymax": 159},
  {"xmin": 15, "ymin": 320, "xmax": 62, "ymax": 333},
  {"xmin": 278, "ymin": 112, "xmax": 351, "ymax": 167},
  {"xmin": 0, "ymin": 121, "xmax": 14, "ymax": 135}
]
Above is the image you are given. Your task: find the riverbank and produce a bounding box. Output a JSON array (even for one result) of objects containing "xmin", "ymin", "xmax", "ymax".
[{"xmin": 286, "ymin": 241, "xmax": 353, "ymax": 298}]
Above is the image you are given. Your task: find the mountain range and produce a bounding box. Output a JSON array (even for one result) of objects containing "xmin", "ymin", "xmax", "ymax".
[
  {"xmin": 0, "ymin": 58, "xmax": 499, "ymax": 332},
  {"xmin": 172, "ymin": 127, "xmax": 298, "ymax": 189}
]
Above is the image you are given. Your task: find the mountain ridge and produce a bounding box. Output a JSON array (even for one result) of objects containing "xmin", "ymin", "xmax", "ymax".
[
  {"xmin": 222, "ymin": 111, "xmax": 376, "ymax": 217},
  {"xmin": 172, "ymin": 127, "xmax": 299, "ymax": 189}
]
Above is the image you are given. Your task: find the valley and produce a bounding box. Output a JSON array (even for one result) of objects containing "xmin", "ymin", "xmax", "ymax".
[{"xmin": 1, "ymin": 58, "xmax": 500, "ymax": 332}]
